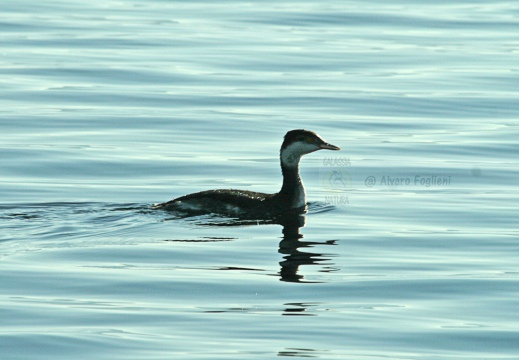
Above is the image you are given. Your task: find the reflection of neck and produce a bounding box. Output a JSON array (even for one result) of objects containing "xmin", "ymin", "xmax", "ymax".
[
  {"xmin": 280, "ymin": 212, "xmax": 305, "ymax": 238},
  {"xmin": 278, "ymin": 213, "xmax": 307, "ymax": 283}
]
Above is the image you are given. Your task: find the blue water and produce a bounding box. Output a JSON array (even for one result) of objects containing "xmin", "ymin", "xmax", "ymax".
[{"xmin": 1, "ymin": 1, "xmax": 518, "ymax": 359}]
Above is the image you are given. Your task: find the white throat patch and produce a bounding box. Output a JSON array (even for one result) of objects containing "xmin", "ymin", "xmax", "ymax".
[{"xmin": 280, "ymin": 142, "xmax": 319, "ymax": 168}]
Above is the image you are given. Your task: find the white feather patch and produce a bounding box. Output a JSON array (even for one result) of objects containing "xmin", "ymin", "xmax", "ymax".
[{"xmin": 280, "ymin": 142, "xmax": 319, "ymax": 168}]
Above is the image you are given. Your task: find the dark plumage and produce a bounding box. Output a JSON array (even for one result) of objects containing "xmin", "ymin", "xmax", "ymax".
[{"xmin": 153, "ymin": 129, "xmax": 340, "ymax": 217}]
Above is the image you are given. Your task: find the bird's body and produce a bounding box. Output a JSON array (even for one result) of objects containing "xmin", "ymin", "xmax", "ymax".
[{"xmin": 153, "ymin": 129, "xmax": 340, "ymax": 217}]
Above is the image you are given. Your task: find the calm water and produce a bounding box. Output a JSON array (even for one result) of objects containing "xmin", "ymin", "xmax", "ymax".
[{"xmin": 1, "ymin": 1, "xmax": 518, "ymax": 359}]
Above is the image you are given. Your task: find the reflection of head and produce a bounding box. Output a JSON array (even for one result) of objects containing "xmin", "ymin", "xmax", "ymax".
[{"xmin": 278, "ymin": 212, "xmax": 336, "ymax": 283}]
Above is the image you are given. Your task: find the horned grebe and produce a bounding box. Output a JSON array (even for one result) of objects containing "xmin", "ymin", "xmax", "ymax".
[{"xmin": 153, "ymin": 129, "xmax": 340, "ymax": 217}]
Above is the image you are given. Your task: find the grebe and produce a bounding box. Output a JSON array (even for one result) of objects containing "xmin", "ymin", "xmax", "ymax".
[{"xmin": 153, "ymin": 129, "xmax": 340, "ymax": 217}]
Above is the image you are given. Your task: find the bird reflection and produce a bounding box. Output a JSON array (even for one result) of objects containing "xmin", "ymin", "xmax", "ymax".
[
  {"xmin": 276, "ymin": 212, "xmax": 336, "ymax": 283},
  {"xmin": 161, "ymin": 205, "xmax": 337, "ymax": 283}
]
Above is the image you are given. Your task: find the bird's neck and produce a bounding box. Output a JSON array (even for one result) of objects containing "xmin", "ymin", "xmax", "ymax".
[{"xmin": 278, "ymin": 158, "xmax": 306, "ymax": 208}]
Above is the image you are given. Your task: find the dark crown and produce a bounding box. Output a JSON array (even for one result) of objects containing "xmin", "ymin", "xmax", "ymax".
[{"xmin": 281, "ymin": 129, "xmax": 323, "ymax": 149}]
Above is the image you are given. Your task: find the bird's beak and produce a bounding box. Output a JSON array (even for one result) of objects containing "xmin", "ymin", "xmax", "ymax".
[{"xmin": 319, "ymin": 142, "xmax": 341, "ymax": 151}]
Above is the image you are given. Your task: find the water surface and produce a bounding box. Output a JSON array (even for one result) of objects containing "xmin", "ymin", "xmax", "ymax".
[{"xmin": 1, "ymin": 1, "xmax": 518, "ymax": 359}]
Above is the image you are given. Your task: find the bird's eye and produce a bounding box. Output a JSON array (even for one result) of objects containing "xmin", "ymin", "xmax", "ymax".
[{"xmin": 306, "ymin": 137, "xmax": 315, "ymax": 143}]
